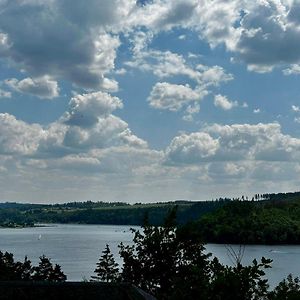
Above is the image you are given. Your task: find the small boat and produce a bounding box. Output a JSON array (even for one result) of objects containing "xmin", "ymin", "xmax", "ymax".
[{"xmin": 38, "ymin": 234, "xmax": 42, "ymax": 240}]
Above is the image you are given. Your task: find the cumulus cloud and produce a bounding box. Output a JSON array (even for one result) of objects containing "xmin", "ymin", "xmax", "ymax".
[
  {"xmin": 63, "ymin": 91, "xmax": 123, "ymax": 127},
  {"xmin": 0, "ymin": 90, "xmax": 148, "ymax": 161},
  {"xmin": 183, "ymin": 103, "xmax": 201, "ymax": 122},
  {"xmin": 198, "ymin": 0, "xmax": 300, "ymax": 72},
  {"xmin": 165, "ymin": 123, "xmax": 300, "ymax": 165},
  {"xmin": 283, "ymin": 64, "xmax": 300, "ymax": 76},
  {"xmin": 2, "ymin": 0, "xmax": 300, "ymax": 202},
  {"xmin": 45, "ymin": 146, "xmax": 162, "ymax": 175},
  {"xmin": 0, "ymin": 1, "xmax": 129, "ymax": 89},
  {"xmin": 1, "ymin": 0, "xmax": 300, "ymax": 84},
  {"xmin": 165, "ymin": 132, "xmax": 219, "ymax": 164},
  {"xmin": 5, "ymin": 76, "xmax": 59, "ymax": 99},
  {"xmin": 148, "ymin": 82, "xmax": 206, "ymax": 111},
  {"xmin": 292, "ymin": 105, "xmax": 300, "ymax": 112},
  {"xmin": 214, "ymin": 94, "xmax": 238, "ymax": 110},
  {"xmin": 0, "ymin": 88, "xmax": 11, "ymax": 98},
  {"xmin": 130, "ymin": 0, "xmax": 300, "ymax": 72},
  {"xmin": 0, "ymin": 113, "xmax": 44, "ymax": 155},
  {"xmin": 128, "ymin": 48, "xmax": 233, "ymax": 114},
  {"xmin": 127, "ymin": 49, "xmax": 233, "ymax": 86}
]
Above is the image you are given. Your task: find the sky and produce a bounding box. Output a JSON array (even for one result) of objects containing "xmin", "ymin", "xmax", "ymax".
[{"xmin": 0, "ymin": 0, "xmax": 300, "ymax": 203}]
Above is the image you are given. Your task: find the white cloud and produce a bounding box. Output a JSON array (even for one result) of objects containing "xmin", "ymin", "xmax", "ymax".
[
  {"xmin": 127, "ymin": 49, "xmax": 233, "ymax": 87},
  {"xmin": 283, "ymin": 64, "xmax": 300, "ymax": 75},
  {"xmin": 165, "ymin": 123, "xmax": 300, "ymax": 165},
  {"xmin": 214, "ymin": 94, "xmax": 238, "ymax": 110},
  {"xmin": 63, "ymin": 91, "xmax": 123, "ymax": 127},
  {"xmin": 147, "ymin": 82, "xmax": 206, "ymax": 111},
  {"xmin": 5, "ymin": 76, "xmax": 59, "ymax": 99},
  {"xmin": 183, "ymin": 103, "xmax": 200, "ymax": 121},
  {"xmin": 292, "ymin": 105, "xmax": 300, "ymax": 112},
  {"xmin": 0, "ymin": 1, "xmax": 130, "ymax": 90},
  {"xmin": 128, "ymin": 48, "xmax": 233, "ymax": 115},
  {"xmin": 253, "ymin": 108, "xmax": 261, "ymax": 114},
  {"xmin": 129, "ymin": 1, "xmax": 300, "ymax": 72},
  {"xmin": 0, "ymin": 90, "xmax": 148, "ymax": 160},
  {"xmin": 1, "ymin": 0, "xmax": 300, "ymax": 85},
  {"xmin": 0, "ymin": 113, "xmax": 44, "ymax": 155},
  {"xmin": 115, "ymin": 68, "xmax": 127, "ymax": 75},
  {"xmin": 0, "ymin": 88, "xmax": 11, "ymax": 98},
  {"xmin": 165, "ymin": 132, "xmax": 219, "ymax": 164},
  {"xmin": 0, "ymin": 32, "xmax": 10, "ymax": 55}
]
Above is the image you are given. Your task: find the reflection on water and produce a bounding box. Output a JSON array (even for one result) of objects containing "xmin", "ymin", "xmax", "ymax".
[{"xmin": 0, "ymin": 224, "xmax": 299, "ymax": 286}]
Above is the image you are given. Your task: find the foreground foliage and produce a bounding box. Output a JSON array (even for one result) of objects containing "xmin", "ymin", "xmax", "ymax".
[
  {"xmin": 92, "ymin": 208, "xmax": 300, "ymax": 299},
  {"xmin": 0, "ymin": 251, "xmax": 66, "ymax": 282}
]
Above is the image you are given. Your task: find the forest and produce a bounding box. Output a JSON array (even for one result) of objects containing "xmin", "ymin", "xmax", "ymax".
[
  {"xmin": 1, "ymin": 191, "xmax": 300, "ymax": 244},
  {"xmin": 192, "ymin": 192, "xmax": 300, "ymax": 244},
  {"xmin": 0, "ymin": 199, "xmax": 228, "ymax": 227}
]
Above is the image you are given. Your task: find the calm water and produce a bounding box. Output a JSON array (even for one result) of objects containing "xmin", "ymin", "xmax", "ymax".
[{"xmin": 0, "ymin": 224, "xmax": 299, "ymax": 287}]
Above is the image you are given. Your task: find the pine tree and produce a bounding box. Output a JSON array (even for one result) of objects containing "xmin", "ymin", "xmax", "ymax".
[
  {"xmin": 91, "ymin": 244, "xmax": 119, "ymax": 282},
  {"xmin": 32, "ymin": 255, "xmax": 66, "ymax": 282}
]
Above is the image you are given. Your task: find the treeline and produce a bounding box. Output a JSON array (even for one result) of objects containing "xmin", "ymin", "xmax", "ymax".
[
  {"xmin": 192, "ymin": 195, "xmax": 300, "ymax": 244},
  {"xmin": 0, "ymin": 199, "xmax": 229, "ymax": 226},
  {"xmin": 3, "ymin": 191, "xmax": 300, "ymax": 244}
]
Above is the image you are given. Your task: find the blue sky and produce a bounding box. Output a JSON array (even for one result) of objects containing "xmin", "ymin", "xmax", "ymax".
[{"xmin": 0, "ymin": 0, "xmax": 300, "ymax": 203}]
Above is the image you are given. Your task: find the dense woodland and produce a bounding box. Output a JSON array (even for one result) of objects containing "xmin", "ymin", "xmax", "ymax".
[
  {"xmin": 0, "ymin": 199, "xmax": 228, "ymax": 227},
  {"xmin": 2, "ymin": 191, "xmax": 300, "ymax": 245},
  {"xmin": 192, "ymin": 192, "xmax": 300, "ymax": 244}
]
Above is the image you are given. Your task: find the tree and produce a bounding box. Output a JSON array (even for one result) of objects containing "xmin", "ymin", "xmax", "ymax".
[
  {"xmin": 209, "ymin": 256, "xmax": 272, "ymax": 300},
  {"xmin": 118, "ymin": 207, "xmax": 212, "ymax": 299},
  {"xmin": 0, "ymin": 251, "xmax": 33, "ymax": 281},
  {"xmin": 268, "ymin": 275, "xmax": 300, "ymax": 300},
  {"xmin": 91, "ymin": 244, "xmax": 119, "ymax": 282},
  {"xmin": 95, "ymin": 207, "xmax": 279, "ymax": 299},
  {"xmin": 32, "ymin": 255, "xmax": 66, "ymax": 282}
]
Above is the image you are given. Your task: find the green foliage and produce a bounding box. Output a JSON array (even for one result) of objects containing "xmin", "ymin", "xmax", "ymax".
[
  {"xmin": 0, "ymin": 251, "xmax": 66, "ymax": 282},
  {"xmin": 0, "ymin": 251, "xmax": 33, "ymax": 281},
  {"xmin": 118, "ymin": 207, "xmax": 211, "ymax": 299},
  {"xmin": 195, "ymin": 198, "xmax": 300, "ymax": 244},
  {"xmin": 0, "ymin": 199, "xmax": 227, "ymax": 227},
  {"xmin": 208, "ymin": 256, "xmax": 272, "ymax": 300},
  {"xmin": 268, "ymin": 275, "xmax": 300, "ymax": 300},
  {"xmin": 94, "ymin": 208, "xmax": 284, "ymax": 299},
  {"xmin": 32, "ymin": 255, "xmax": 67, "ymax": 282},
  {"xmin": 91, "ymin": 244, "xmax": 119, "ymax": 282}
]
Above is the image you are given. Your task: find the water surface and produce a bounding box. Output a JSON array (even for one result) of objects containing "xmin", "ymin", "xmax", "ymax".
[{"xmin": 0, "ymin": 224, "xmax": 299, "ymax": 286}]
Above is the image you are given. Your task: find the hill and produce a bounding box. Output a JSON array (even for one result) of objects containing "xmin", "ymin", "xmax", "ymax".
[
  {"xmin": 0, "ymin": 199, "xmax": 228, "ymax": 227},
  {"xmin": 190, "ymin": 192, "xmax": 300, "ymax": 244}
]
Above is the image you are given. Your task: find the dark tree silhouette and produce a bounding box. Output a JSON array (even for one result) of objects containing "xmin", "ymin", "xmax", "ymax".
[
  {"xmin": 32, "ymin": 255, "xmax": 66, "ymax": 282},
  {"xmin": 94, "ymin": 208, "xmax": 279, "ymax": 299},
  {"xmin": 0, "ymin": 251, "xmax": 33, "ymax": 281},
  {"xmin": 91, "ymin": 244, "xmax": 119, "ymax": 282}
]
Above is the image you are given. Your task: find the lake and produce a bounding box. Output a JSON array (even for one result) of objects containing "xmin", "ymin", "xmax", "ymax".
[{"xmin": 0, "ymin": 224, "xmax": 299, "ymax": 287}]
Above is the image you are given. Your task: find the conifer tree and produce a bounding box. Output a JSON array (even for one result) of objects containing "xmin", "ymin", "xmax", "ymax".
[
  {"xmin": 91, "ymin": 244, "xmax": 119, "ymax": 282},
  {"xmin": 32, "ymin": 255, "xmax": 66, "ymax": 282}
]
